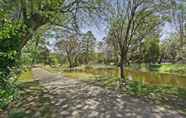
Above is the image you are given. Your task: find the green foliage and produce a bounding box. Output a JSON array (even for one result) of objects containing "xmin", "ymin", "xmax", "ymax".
[
  {"xmin": 0, "ymin": 19, "xmax": 23, "ymax": 63},
  {"xmin": 80, "ymin": 31, "xmax": 96, "ymax": 64},
  {"xmin": 128, "ymin": 64, "xmax": 186, "ymax": 76},
  {"xmin": 1, "ymin": 0, "xmax": 65, "ymax": 23},
  {"xmin": 157, "ymin": 64, "xmax": 186, "ymax": 75},
  {"xmin": 126, "ymin": 80, "xmax": 169, "ymax": 96},
  {"xmin": 159, "ymin": 34, "xmax": 186, "ymax": 64},
  {"xmin": 21, "ymin": 33, "xmax": 52, "ymax": 65},
  {"xmin": 127, "ymin": 80, "xmax": 186, "ymax": 101},
  {"xmin": 56, "ymin": 35, "xmax": 81, "ymax": 68},
  {"xmin": 0, "ymin": 17, "xmax": 25, "ymax": 109},
  {"xmin": 95, "ymin": 53, "xmax": 105, "ymax": 63},
  {"xmin": 9, "ymin": 110, "xmax": 28, "ymax": 118},
  {"xmin": 0, "ymin": 20, "xmax": 23, "ymax": 71},
  {"xmin": 144, "ymin": 38, "xmax": 160, "ymax": 64},
  {"xmin": 0, "ymin": 78, "xmax": 18, "ymax": 109},
  {"xmin": 48, "ymin": 53, "xmax": 61, "ymax": 65},
  {"xmin": 127, "ymin": 81, "xmax": 147, "ymax": 96}
]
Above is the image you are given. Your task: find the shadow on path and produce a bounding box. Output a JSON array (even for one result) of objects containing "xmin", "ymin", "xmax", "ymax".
[{"xmin": 31, "ymin": 68, "xmax": 185, "ymax": 118}]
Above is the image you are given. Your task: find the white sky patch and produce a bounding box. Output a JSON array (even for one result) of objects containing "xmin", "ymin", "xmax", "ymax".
[
  {"xmin": 80, "ymin": 21, "xmax": 108, "ymax": 41},
  {"xmin": 45, "ymin": 31, "xmax": 58, "ymax": 52},
  {"xmin": 160, "ymin": 22, "xmax": 176, "ymax": 40}
]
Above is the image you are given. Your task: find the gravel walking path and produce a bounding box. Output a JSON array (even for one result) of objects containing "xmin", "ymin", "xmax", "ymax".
[{"xmin": 31, "ymin": 68, "xmax": 185, "ymax": 118}]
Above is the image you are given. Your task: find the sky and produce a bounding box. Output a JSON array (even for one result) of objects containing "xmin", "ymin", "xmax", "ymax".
[
  {"xmin": 81, "ymin": 24, "xmax": 107, "ymax": 41},
  {"xmin": 80, "ymin": 19, "xmax": 108, "ymax": 41},
  {"xmin": 81, "ymin": 22, "xmax": 176, "ymax": 42},
  {"xmin": 160, "ymin": 22, "xmax": 176, "ymax": 40}
]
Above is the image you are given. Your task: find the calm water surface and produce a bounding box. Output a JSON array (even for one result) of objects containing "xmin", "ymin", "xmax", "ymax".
[{"xmin": 65, "ymin": 67, "xmax": 186, "ymax": 88}]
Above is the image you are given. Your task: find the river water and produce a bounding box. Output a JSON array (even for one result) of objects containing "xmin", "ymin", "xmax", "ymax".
[{"xmin": 64, "ymin": 67, "xmax": 186, "ymax": 88}]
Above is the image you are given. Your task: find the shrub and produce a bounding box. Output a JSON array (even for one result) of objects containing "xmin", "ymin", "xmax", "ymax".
[{"xmin": 0, "ymin": 17, "xmax": 25, "ymax": 109}]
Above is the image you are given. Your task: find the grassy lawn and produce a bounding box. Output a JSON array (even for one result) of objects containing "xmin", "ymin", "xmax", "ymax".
[
  {"xmin": 63, "ymin": 71, "xmax": 95, "ymax": 80},
  {"xmin": 17, "ymin": 69, "xmax": 33, "ymax": 83}
]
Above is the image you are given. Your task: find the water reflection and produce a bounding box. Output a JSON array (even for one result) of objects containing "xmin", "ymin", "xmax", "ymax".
[{"xmin": 65, "ymin": 67, "xmax": 186, "ymax": 88}]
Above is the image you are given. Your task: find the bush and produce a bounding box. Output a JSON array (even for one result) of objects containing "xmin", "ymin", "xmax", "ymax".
[
  {"xmin": 0, "ymin": 74, "xmax": 18, "ymax": 109},
  {"xmin": 0, "ymin": 17, "xmax": 25, "ymax": 109}
]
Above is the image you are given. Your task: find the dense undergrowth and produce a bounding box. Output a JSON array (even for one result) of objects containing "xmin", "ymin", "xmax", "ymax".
[{"xmin": 129, "ymin": 64, "xmax": 186, "ymax": 76}]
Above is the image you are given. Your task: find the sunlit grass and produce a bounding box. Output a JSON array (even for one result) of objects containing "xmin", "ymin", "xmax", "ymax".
[
  {"xmin": 158, "ymin": 64, "xmax": 186, "ymax": 75},
  {"xmin": 63, "ymin": 71, "xmax": 95, "ymax": 80},
  {"xmin": 129, "ymin": 64, "xmax": 186, "ymax": 76},
  {"xmin": 17, "ymin": 70, "xmax": 33, "ymax": 82}
]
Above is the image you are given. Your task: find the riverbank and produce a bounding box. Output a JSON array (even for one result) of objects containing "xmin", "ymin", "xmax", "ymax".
[
  {"xmin": 42, "ymin": 64, "xmax": 186, "ymax": 88},
  {"xmin": 40, "ymin": 63, "xmax": 186, "ymax": 76},
  {"xmin": 129, "ymin": 64, "xmax": 186, "ymax": 76}
]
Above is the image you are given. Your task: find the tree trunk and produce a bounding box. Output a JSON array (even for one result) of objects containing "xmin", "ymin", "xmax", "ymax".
[
  {"xmin": 120, "ymin": 63, "xmax": 125, "ymax": 80},
  {"xmin": 21, "ymin": 13, "xmax": 48, "ymax": 49},
  {"xmin": 74, "ymin": 55, "xmax": 79, "ymax": 66},
  {"xmin": 119, "ymin": 55, "xmax": 126, "ymax": 88},
  {"xmin": 67, "ymin": 56, "xmax": 73, "ymax": 69},
  {"xmin": 158, "ymin": 54, "xmax": 163, "ymax": 64}
]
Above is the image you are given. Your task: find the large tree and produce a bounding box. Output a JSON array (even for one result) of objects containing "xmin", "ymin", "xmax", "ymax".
[
  {"xmin": 0, "ymin": 0, "xmax": 106, "ymax": 49},
  {"xmin": 107, "ymin": 0, "xmax": 163, "ymax": 87},
  {"xmin": 56, "ymin": 35, "xmax": 80, "ymax": 68}
]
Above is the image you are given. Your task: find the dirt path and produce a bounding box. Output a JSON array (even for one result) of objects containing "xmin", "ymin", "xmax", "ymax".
[{"xmin": 31, "ymin": 68, "xmax": 185, "ymax": 118}]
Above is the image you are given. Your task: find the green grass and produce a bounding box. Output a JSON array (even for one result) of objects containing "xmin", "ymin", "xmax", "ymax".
[
  {"xmin": 158, "ymin": 64, "xmax": 186, "ymax": 75},
  {"xmin": 63, "ymin": 71, "xmax": 96, "ymax": 80},
  {"xmin": 17, "ymin": 70, "xmax": 33, "ymax": 83},
  {"xmin": 129, "ymin": 64, "xmax": 186, "ymax": 76}
]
